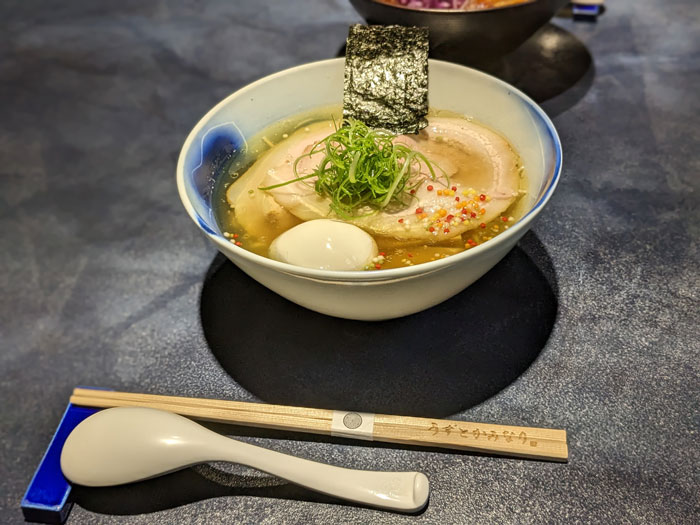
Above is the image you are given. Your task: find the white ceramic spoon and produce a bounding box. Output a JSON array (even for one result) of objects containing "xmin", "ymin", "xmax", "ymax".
[{"xmin": 60, "ymin": 407, "xmax": 429, "ymax": 512}]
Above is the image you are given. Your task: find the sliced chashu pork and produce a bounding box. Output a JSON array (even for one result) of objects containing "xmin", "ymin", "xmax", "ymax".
[
  {"xmin": 257, "ymin": 117, "xmax": 522, "ymax": 242},
  {"xmin": 223, "ymin": 124, "xmax": 344, "ymax": 242}
]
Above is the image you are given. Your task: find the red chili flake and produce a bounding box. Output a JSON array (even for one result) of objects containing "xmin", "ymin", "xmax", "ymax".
[
  {"xmin": 427, "ymin": 185, "xmax": 434, "ymax": 191},
  {"xmin": 455, "ymin": 197, "xmax": 460, "ymax": 202},
  {"xmin": 451, "ymin": 186, "xmax": 457, "ymax": 191},
  {"xmin": 479, "ymin": 194, "xmax": 486, "ymax": 201},
  {"xmin": 444, "ymin": 228, "xmax": 450, "ymax": 234},
  {"xmin": 501, "ymin": 216, "xmax": 508, "ymax": 222},
  {"xmin": 415, "ymin": 207, "xmax": 423, "ymax": 214},
  {"xmin": 468, "ymin": 239, "xmax": 477, "ymax": 246},
  {"xmin": 398, "ymin": 218, "xmax": 404, "ymax": 223},
  {"xmin": 445, "ymin": 214, "xmax": 454, "ymax": 222},
  {"xmin": 470, "ymin": 212, "xmax": 477, "ymax": 218},
  {"xmin": 407, "ymin": 253, "xmax": 413, "ymax": 257},
  {"xmin": 480, "ymin": 223, "xmax": 486, "ymax": 229},
  {"xmin": 379, "ymin": 252, "xmax": 385, "ymax": 257},
  {"xmin": 410, "ymin": 189, "xmax": 416, "ymax": 194},
  {"xmin": 461, "ymin": 208, "xmax": 468, "ymax": 214},
  {"xmin": 235, "ymin": 241, "xmax": 242, "ymax": 246},
  {"xmin": 429, "ymin": 227, "xmax": 435, "ymax": 232},
  {"xmin": 374, "ymin": 264, "xmax": 381, "ymax": 270},
  {"xmin": 233, "ymin": 233, "xmax": 239, "ymax": 238}
]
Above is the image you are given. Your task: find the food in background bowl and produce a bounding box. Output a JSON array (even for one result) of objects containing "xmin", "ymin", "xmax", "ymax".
[
  {"xmin": 375, "ymin": 0, "xmax": 531, "ymax": 11},
  {"xmin": 176, "ymin": 59, "xmax": 561, "ymax": 320}
]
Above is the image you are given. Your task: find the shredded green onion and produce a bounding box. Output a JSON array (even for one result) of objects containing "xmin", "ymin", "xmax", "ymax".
[{"xmin": 259, "ymin": 119, "xmax": 444, "ymax": 219}]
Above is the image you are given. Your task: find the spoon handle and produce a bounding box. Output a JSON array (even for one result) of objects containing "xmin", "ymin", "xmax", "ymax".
[{"xmin": 206, "ymin": 433, "xmax": 429, "ymax": 512}]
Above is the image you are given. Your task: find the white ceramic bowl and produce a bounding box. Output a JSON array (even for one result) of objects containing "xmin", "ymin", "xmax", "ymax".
[{"xmin": 177, "ymin": 58, "xmax": 561, "ymax": 321}]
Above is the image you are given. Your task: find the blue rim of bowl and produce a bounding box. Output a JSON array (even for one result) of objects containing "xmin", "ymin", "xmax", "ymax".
[{"xmin": 176, "ymin": 57, "xmax": 562, "ymax": 282}]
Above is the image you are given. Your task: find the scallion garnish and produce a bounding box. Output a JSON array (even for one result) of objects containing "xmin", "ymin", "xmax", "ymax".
[{"xmin": 259, "ymin": 119, "xmax": 444, "ymax": 219}]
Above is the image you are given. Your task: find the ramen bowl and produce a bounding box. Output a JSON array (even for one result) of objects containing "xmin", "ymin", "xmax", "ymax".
[{"xmin": 176, "ymin": 58, "xmax": 561, "ymax": 320}]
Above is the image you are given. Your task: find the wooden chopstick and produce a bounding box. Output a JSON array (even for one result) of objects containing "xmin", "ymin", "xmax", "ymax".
[{"xmin": 71, "ymin": 388, "xmax": 568, "ymax": 462}]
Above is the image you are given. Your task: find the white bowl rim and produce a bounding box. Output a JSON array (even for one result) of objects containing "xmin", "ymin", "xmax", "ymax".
[{"xmin": 176, "ymin": 57, "xmax": 562, "ymax": 282}]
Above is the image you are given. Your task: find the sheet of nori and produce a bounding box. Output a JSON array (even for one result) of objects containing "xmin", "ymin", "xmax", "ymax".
[{"xmin": 343, "ymin": 25, "xmax": 429, "ymax": 135}]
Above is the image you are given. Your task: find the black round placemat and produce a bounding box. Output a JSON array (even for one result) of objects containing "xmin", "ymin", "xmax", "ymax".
[{"xmin": 200, "ymin": 232, "xmax": 558, "ymax": 417}]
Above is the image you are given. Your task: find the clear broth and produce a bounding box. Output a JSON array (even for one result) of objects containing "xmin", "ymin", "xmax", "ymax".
[{"xmin": 213, "ymin": 106, "xmax": 528, "ymax": 270}]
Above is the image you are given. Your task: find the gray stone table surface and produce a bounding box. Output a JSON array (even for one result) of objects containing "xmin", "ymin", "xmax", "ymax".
[{"xmin": 1, "ymin": 0, "xmax": 698, "ymax": 523}]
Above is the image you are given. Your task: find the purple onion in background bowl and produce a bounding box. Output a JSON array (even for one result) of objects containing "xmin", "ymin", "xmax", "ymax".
[
  {"xmin": 377, "ymin": 0, "xmax": 531, "ymax": 10},
  {"xmin": 349, "ymin": 0, "xmax": 568, "ymax": 63},
  {"xmin": 380, "ymin": 0, "xmax": 470, "ymax": 8}
]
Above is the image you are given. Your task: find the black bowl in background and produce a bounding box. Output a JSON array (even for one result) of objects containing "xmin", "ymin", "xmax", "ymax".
[{"xmin": 348, "ymin": 0, "xmax": 569, "ymax": 64}]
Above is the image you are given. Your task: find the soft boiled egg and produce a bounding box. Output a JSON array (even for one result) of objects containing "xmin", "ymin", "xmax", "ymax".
[{"xmin": 268, "ymin": 219, "xmax": 378, "ymax": 271}]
